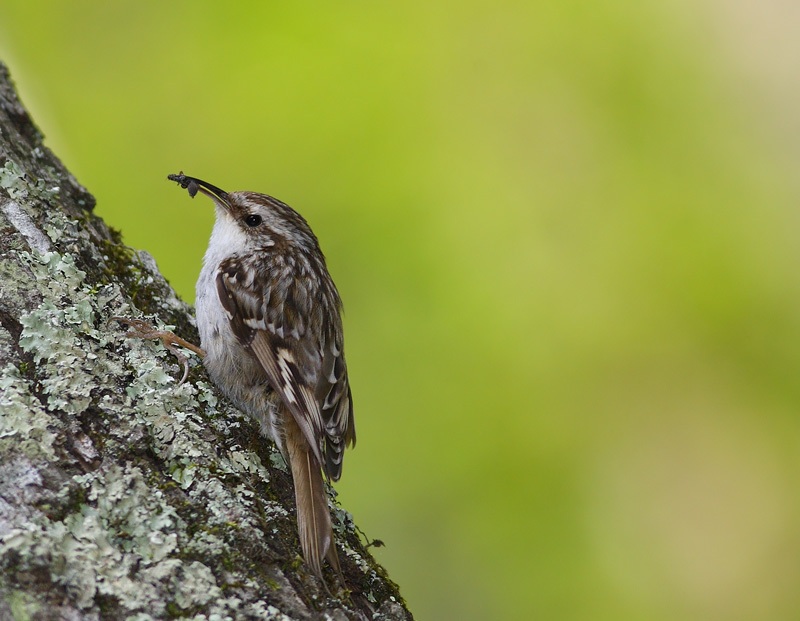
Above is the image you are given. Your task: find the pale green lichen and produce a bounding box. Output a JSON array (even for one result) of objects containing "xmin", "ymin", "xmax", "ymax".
[
  {"xmin": 0, "ymin": 367, "xmax": 57, "ymax": 460},
  {"xmin": 0, "ymin": 160, "xmax": 27, "ymax": 200},
  {"xmin": 269, "ymin": 450, "xmax": 288, "ymax": 473},
  {"xmin": 172, "ymin": 561, "xmax": 222, "ymax": 608},
  {"xmin": 0, "ymin": 160, "xmax": 81, "ymax": 251},
  {"xmin": 0, "ymin": 158, "xmax": 60, "ymax": 205},
  {"xmin": 22, "ymin": 250, "xmax": 89, "ymax": 294},
  {"xmin": 242, "ymin": 600, "xmax": 295, "ymax": 620},
  {"xmin": 52, "ymin": 465, "xmax": 181, "ymax": 610},
  {"xmin": 16, "ymin": 252, "xmax": 122, "ymax": 417},
  {"xmin": 4, "ymin": 589, "xmax": 40, "ymax": 621},
  {"xmin": 42, "ymin": 213, "xmax": 78, "ymax": 245},
  {"xmin": 2, "ymin": 461, "xmax": 202, "ymax": 614}
]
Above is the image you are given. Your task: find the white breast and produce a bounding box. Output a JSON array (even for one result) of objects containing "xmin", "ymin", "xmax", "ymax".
[
  {"xmin": 194, "ymin": 211, "xmax": 281, "ymax": 444},
  {"xmin": 195, "ymin": 211, "xmax": 243, "ymax": 365}
]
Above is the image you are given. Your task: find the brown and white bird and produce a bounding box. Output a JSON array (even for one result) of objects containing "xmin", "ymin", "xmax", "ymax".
[{"xmin": 168, "ymin": 172, "xmax": 356, "ymax": 579}]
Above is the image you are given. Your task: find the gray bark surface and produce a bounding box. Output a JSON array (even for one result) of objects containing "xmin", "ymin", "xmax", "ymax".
[{"xmin": 0, "ymin": 61, "xmax": 410, "ymax": 621}]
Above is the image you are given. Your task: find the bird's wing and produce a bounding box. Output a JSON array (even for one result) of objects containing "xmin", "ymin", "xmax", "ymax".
[
  {"xmin": 316, "ymin": 332, "xmax": 355, "ymax": 479},
  {"xmin": 215, "ymin": 256, "xmax": 329, "ymax": 467}
]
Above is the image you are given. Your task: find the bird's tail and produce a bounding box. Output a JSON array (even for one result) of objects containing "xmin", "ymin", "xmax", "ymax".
[{"xmin": 285, "ymin": 415, "xmax": 341, "ymax": 579}]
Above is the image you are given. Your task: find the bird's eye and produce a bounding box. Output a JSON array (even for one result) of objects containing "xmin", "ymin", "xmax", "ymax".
[{"xmin": 244, "ymin": 214, "xmax": 263, "ymax": 227}]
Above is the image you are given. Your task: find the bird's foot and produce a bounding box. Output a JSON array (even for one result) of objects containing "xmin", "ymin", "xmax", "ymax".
[{"xmin": 109, "ymin": 317, "xmax": 205, "ymax": 385}]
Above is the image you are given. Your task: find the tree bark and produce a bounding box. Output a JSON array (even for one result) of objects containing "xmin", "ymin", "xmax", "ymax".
[{"xmin": 0, "ymin": 61, "xmax": 410, "ymax": 621}]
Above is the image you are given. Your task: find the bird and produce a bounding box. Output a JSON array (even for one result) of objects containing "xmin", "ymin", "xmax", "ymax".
[{"xmin": 166, "ymin": 172, "xmax": 356, "ymax": 580}]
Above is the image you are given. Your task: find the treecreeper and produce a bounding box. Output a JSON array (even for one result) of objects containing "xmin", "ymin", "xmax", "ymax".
[{"xmin": 130, "ymin": 172, "xmax": 357, "ymax": 583}]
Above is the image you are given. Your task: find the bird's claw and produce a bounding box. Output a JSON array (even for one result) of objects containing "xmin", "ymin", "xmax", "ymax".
[{"xmin": 109, "ymin": 317, "xmax": 205, "ymax": 385}]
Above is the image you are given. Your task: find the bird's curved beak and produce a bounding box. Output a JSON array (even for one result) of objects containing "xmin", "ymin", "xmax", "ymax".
[{"xmin": 168, "ymin": 173, "xmax": 229, "ymax": 207}]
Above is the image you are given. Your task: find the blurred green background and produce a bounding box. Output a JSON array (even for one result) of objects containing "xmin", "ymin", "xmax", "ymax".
[{"xmin": 2, "ymin": 2, "xmax": 800, "ymax": 619}]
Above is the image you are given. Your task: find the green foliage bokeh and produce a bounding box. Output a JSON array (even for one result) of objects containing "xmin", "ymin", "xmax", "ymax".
[{"xmin": 2, "ymin": 2, "xmax": 799, "ymax": 619}]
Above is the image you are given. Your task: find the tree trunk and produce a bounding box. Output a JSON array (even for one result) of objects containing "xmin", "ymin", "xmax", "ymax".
[{"xmin": 0, "ymin": 61, "xmax": 410, "ymax": 621}]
